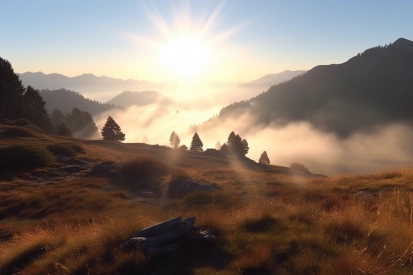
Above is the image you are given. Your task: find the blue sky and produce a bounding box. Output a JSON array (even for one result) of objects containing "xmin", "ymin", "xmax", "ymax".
[{"xmin": 1, "ymin": 0, "xmax": 412, "ymax": 82}]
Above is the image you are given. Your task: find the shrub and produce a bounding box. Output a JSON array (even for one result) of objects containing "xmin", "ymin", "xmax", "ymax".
[
  {"xmin": 0, "ymin": 126, "xmax": 36, "ymax": 137},
  {"xmin": 290, "ymin": 162, "xmax": 311, "ymax": 174},
  {"xmin": 2, "ymin": 119, "xmax": 45, "ymax": 134},
  {"xmin": 0, "ymin": 145, "xmax": 54, "ymax": 170},
  {"xmin": 3, "ymin": 118, "xmax": 33, "ymax": 127},
  {"xmin": 119, "ymin": 155, "xmax": 171, "ymax": 182},
  {"xmin": 46, "ymin": 142, "xmax": 86, "ymax": 157},
  {"xmin": 242, "ymin": 215, "xmax": 285, "ymax": 233}
]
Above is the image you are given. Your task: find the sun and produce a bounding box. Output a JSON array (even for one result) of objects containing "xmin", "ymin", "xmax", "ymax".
[{"xmin": 162, "ymin": 35, "xmax": 211, "ymax": 79}]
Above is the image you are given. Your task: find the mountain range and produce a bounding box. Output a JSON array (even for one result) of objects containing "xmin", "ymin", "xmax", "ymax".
[
  {"xmin": 218, "ymin": 38, "xmax": 413, "ymax": 137},
  {"xmin": 18, "ymin": 72, "xmax": 166, "ymax": 102},
  {"xmin": 18, "ymin": 71, "xmax": 304, "ymax": 106}
]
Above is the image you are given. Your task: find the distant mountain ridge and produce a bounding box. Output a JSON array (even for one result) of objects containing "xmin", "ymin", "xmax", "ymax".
[
  {"xmin": 106, "ymin": 91, "xmax": 176, "ymax": 108},
  {"xmin": 40, "ymin": 89, "xmax": 121, "ymax": 116},
  {"xmin": 218, "ymin": 38, "xmax": 413, "ymax": 137},
  {"xmin": 18, "ymin": 71, "xmax": 304, "ymax": 105},
  {"xmin": 238, "ymin": 70, "xmax": 305, "ymax": 88},
  {"xmin": 18, "ymin": 72, "xmax": 165, "ymax": 101}
]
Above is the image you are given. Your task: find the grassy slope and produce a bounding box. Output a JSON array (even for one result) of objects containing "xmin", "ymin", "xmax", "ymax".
[{"xmin": 1, "ymin": 134, "xmax": 413, "ymax": 274}]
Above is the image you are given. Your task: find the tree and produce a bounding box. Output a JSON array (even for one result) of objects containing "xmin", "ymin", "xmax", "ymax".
[
  {"xmin": 179, "ymin": 145, "xmax": 188, "ymax": 150},
  {"xmin": 169, "ymin": 131, "xmax": 180, "ymax": 148},
  {"xmin": 226, "ymin": 131, "xmax": 236, "ymax": 147},
  {"xmin": 67, "ymin": 107, "xmax": 98, "ymax": 138},
  {"xmin": 224, "ymin": 131, "xmax": 249, "ymax": 156},
  {"xmin": 241, "ymin": 138, "xmax": 249, "ymax": 155},
  {"xmin": 215, "ymin": 141, "xmax": 221, "ymax": 150},
  {"xmin": 101, "ymin": 116, "xmax": 125, "ymax": 142},
  {"xmin": 259, "ymin": 151, "xmax": 270, "ymax": 165},
  {"xmin": 190, "ymin": 132, "xmax": 203, "ymax": 152},
  {"xmin": 0, "ymin": 57, "xmax": 26, "ymax": 121},
  {"xmin": 51, "ymin": 108, "xmax": 66, "ymax": 133},
  {"xmin": 220, "ymin": 143, "xmax": 230, "ymax": 154},
  {"xmin": 57, "ymin": 123, "xmax": 72, "ymax": 137},
  {"xmin": 23, "ymin": 86, "xmax": 52, "ymax": 133}
]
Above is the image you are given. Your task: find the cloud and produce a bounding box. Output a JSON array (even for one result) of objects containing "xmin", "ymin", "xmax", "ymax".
[{"xmin": 94, "ymin": 105, "xmax": 413, "ymax": 175}]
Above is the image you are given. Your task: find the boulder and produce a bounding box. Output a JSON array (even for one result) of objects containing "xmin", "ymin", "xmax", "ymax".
[{"xmin": 121, "ymin": 216, "xmax": 216, "ymax": 256}]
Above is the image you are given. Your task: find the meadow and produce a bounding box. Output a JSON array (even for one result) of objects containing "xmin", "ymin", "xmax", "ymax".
[{"xmin": 1, "ymin": 125, "xmax": 413, "ymax": 274}]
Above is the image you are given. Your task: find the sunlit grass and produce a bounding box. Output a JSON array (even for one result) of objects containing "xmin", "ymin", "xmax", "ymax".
[{"xmin": 1, "ymin": 135, "xmax": 413, "ymax": 273}]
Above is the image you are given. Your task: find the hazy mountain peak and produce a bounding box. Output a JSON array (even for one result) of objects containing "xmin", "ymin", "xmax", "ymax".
[
  {"xmin": 218, "ymin": 39, "xmax": 413, "ymax": 137},
  {"xmin": 106, "ymin": 90, "xmax": 175, "ymax": 108},
  {"xmin": 391, "ymin": 37, "xmax": 413, "ymax": 52}
]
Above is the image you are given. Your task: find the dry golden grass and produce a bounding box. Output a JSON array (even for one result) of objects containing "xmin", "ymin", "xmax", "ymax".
[{"xmin": 1, "ymin": 135, "xmax": 413, "ymax": 274}]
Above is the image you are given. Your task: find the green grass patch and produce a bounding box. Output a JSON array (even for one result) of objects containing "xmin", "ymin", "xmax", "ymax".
[
  {"xmin": 46, "ymin": 142, "xmax": 86, "ymax": 157},
  {"xmin": 0, "ymin": 144, "xmax": 54, "ymax": 170}
]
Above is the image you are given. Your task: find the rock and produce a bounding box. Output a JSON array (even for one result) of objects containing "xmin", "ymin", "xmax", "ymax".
[
  {"xmin": 120, "ymin": 216, "xmax": 215, "ymax": 256},
  {"xmin": 64, "ymin": 158, "xmax": 89, "ymax": 166},
  {"xmin": 198, "ymin": 230, "xmax": 217, "ymax": 242},
  {"xmin": 170, "ymin": 179, "xmax": 219, "ymax": 198},
  {"xmin": 55, "ymin": 155, "xmax": 70, "ymax": 162},
  {"xmin": 63, "ymin": 165, "xmax": 88, "ymax": 174},
  {"xmin": 88, "ymin": 161, "xmax": 122, "ymax": 178}
]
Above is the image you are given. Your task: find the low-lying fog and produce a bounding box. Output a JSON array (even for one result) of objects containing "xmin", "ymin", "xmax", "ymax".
[{"xmin": 94, "ymin": 104, "xmax": 413, "ymax": 176}]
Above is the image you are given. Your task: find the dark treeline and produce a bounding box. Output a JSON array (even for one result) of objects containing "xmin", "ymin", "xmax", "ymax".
[
  {"xmin": 0, "ymin": 57, "xmax": 98, "ymax": 138},
  {"xmin": 50, "ymin": 107, "xmax": 98, "ymax": 138},
  {"xmin": 0, "ymin": 57, "xmax": 51, "ymax": 132}
]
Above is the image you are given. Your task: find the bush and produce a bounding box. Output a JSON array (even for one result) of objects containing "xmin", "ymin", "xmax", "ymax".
[
  {"xmin": 0, "ymin": 126, "xmax": 36, "ymax": 137},
  {"xmin": 1, "ymin": 119, "xmax": 45, "ymax": 134},
  {"xmin": 0, "ymin": 145, "xmax": 54, "ymax": 170},
  {"xmin": 119, "ymin": 155, "xmax": 171, "ymax": 182},
  {"xmin": 3, "ymin": 118, "xmax": 33, "ymax": 127},
  {"xmin": 290, "ymin": 162, "xmax": 311, "ymax": 174},
  {"xmin": 46, "ymin": 142, "xmax": 86, "ymax": 157}
]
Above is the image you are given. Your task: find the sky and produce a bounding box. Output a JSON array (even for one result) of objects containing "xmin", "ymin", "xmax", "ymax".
[{"xmin": 1, "ymin": 0, "xmax": 413, "ymax": 83}]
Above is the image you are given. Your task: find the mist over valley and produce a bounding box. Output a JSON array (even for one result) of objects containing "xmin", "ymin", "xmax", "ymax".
[{"xmin": 2, "ymin": 1, "xmax": 413, "ymax": 273}]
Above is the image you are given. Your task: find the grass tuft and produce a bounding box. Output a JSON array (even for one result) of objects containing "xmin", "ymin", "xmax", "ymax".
[
  {"xmin": 242, "ymin": 214, "xmax": 285, "ymax": 233},
  {"xmin": 46, "ymin": 142, "xmax": 86, "ymax": 157}
]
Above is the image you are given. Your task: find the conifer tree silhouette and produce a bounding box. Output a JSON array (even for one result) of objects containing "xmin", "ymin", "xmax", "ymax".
[
  {"xmin": 259, "ymin": 151, "xmax": 270, "ymax": 165},
  {"xmin": 169, "ymin": 131, "xmax": 180, "ymax": 148},
  {"xmin": 101, "ymin": 116, "xmax": 125, "ymax": 142},
  {"xmin": 190, "ymin": 132, "xmax": 203, "ymax": 152},
  {"xmin": 57, "ymin": 123, "xmax": 72, "ymax": 137}
]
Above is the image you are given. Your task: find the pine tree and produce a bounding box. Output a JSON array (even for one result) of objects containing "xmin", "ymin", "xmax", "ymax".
[
  {"xmin": 215, "ymin": 141, "xmax": 221, "ymax": 150},
  {"xmin": 23, "ymin": 86, "xmax": 52, "ymax": 133},
  {"xmin": 226, "ymin": 131, "xmax": 236, "ymax": 147},
  {"xmin": 259, "ymin": 151, "xmax": 270, "ymax": 165},
  {"xmin": 0, "ymin": 57, "xmax": 26, "ymax": 121},
  {"xmin": 190, "ymin": 132, "xmax": 203, "ymax": 152},
  {"xmin": 169, "ymin": 131, "xmax": 180, "ymax": 148},
  {"xmin": 51, "ymin": 108, "xmax": 66, "ymax": 133},
  {"xmin": 57, "ymin": 123, "xmax": 72, "ymax": 137},
  {"xmin": 101, "ymin": 116, "xmax": 125, "ymax": 142},
  {"xmin": 67, "ymin": 107, "xmax": 98, "ymax": 138},
  {"xmin": 241, "ymin": 138, "xmax": 249, "ymax": 155},
  {"xmin": 224, "ymin": 131, "xmax": 249, "ymax": 156}
]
